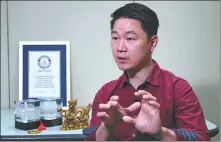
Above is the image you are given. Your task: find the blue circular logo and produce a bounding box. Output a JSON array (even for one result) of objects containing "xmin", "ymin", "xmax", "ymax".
[{"xmin": 38, "ymin": 55, "xmax": 51, "ymax": 69}]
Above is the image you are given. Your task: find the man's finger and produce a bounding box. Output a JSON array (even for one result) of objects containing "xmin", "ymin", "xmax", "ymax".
[
  {"xmin": 142, "ymin": 95, "xmax": 156, "ymax": 101},
  {"xmin": 122, "ymin": 116, "xmax": 136, "ymax": 125},
  {"xmin": 138, "ymin": 90, "xmax": 152, "ymax": 95},
  {"xmin": 97, "ymin": 112, "xmax": 107, "ymax": 117},
  {"xmin": 149, "ymin": 101, "xmax": 160, "ymax": 109},
  {"xmin": 126, "ymin": 102, "xmax": 141, "ymax": 112},
  {"xmin": 110, "ymin": 95, "xmax": 119, "ymax": 101},
  {"xmin": 97, "ymin": 112, "xmax": 110, "ymax": 121},
  {"xmin": 110, "ymin": 101, "xmax": 119, "ymax": 107},
  {"xmin": 99, "ymin": 103, "xmax": 111, "ymax": 110},
  {"xmin": 134, "ymin": 90, "xmax": 152, "ymax": 97}
]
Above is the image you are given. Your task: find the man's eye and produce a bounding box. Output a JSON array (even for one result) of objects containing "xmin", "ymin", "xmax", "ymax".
[
  {"xmin": 112, "ymin": 37, "xmax": 118, "ymax": 40},
  {"xmin": 127, "ymin": 38, "xmax": 135, "ymax": 41}
]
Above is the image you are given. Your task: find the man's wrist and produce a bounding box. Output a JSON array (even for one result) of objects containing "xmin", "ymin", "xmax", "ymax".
[
  {"xmin": 148, "ymin": 127, "xmax": 168, "ymax": 140},
  {"xmin": 159, "ymin": 127, "xmax": 177, "ymax": 141},
  {"xmin": 99, "ymin": 122, "xmax": 116, "ymax": 140},
  {"xmin": 159, "ymin": 127, "xmax": 166, "ymax": 140},
  {"xmin": 150, "ymin": 127, "xmax": 164, "ymax": 140},
  {"xmin": 101, "ymin": 122, "xmax": 115, "ymax": 131}
]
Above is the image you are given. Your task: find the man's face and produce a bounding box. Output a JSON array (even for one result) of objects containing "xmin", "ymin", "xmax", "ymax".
[{"xmin": 111, "ymin": 18, "xmax": 155, "ymax": 71}]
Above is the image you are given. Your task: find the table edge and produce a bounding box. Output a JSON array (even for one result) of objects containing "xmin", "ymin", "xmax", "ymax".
[{"xmin": 0, "ymin": 134, "xmax": 86, "ymax": 141}]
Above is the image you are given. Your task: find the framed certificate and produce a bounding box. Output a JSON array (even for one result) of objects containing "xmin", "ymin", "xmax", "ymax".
[{"xmin": 19, "ymin": 41, "xmax": 71, "ymax": 106}]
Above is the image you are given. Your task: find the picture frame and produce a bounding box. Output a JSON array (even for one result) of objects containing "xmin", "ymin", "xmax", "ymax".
[{"xmin": 19, "ymin": 41, "xmax": 71, "ymax": 106}]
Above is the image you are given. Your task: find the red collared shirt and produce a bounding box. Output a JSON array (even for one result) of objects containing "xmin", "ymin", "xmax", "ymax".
[{"xmin": 85, "ymin": 60, "xmax": 210, "ymax": 141}]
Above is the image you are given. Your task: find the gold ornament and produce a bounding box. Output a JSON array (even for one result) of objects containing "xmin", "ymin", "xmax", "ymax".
[
  {"xmin": 27, "ymin": 129, "xmax": 41, "ymax": 134},
  {"xmin": 57, "ymin": 99, "xmax": 92, "ymax": 131}
]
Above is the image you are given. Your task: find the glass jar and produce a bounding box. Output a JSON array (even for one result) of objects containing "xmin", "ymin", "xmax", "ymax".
[
  {"xmin": 38, "ymin": 97, "xmax": 62, "ymax": 120},
  {"xmin": 14, "ymin": 99, "xmax": 41, "ymax": 130}
]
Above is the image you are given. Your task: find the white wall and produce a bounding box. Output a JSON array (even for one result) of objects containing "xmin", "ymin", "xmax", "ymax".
[
  {"xmin": 137, "ymin": 1, "xmax": 220, "ymax": 140},
  {"xmin": 1, "ymin": 1, "xmax": 9, "ymax": 109},
  {"xmin": 6, "ymin": 1, "xmax": 132, "ymax": 108},
  {"xmin": 1, "ymin": 1, "xmax": 220, "ymax": 140}
]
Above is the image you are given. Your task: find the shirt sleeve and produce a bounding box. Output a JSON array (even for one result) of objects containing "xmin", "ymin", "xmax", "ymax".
[
  {"xmin": 84, "ymin": 84, "xmax": 109, "ymax": 141},
  {"xmin": 172, "ymin": 79, "xmax": 211, "ymax": 141}
]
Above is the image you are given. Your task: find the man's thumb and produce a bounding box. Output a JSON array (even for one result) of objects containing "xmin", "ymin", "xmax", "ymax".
[
  {"xmin": 122, "ymin": 116, "xmax": 136, "ymax": 125},
  {"xmin": 126, "ymin": 102, "xmax": 141, "ymax": 112}
]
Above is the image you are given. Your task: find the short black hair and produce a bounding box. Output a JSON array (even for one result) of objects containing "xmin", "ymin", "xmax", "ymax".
[{"xmin": 110, "ymin": 3, "xmax": 159, "ymax": 37}]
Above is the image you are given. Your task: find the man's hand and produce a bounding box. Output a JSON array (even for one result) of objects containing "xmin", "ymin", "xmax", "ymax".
[
  {"xmin": 97, "ymin": 95, "xmax": 141, "ymax": 128},
  {"xmin": 123, "ymin": 90, "xmax": 162, "ymax": 137}
]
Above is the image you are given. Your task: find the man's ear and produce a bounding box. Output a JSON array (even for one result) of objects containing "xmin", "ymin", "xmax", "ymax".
[{"xmin": 150, "ymin": 35, "xmax": 159, "ymax": 52}]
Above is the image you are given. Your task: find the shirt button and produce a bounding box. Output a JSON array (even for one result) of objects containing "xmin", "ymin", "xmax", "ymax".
[{"xmin": 132, "ymin": 133, "xmax": 136, "ymax": 137}]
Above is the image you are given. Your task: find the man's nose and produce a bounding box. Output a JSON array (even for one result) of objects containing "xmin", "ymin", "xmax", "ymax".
[{"xmin": 117, "ymin": 40, "xmax": 127, "ymax": 52}]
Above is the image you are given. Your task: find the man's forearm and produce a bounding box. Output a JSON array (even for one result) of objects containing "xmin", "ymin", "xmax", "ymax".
[
  {"xmin": 96, "ymin": 122, "xmax": 115, "ymax": 141},
  {"xmin": 160, "ymin": 127, "xmax": 177, "ymax": 141}
]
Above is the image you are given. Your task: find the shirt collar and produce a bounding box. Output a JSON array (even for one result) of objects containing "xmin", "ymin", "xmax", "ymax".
[{"xmin": 119, "ymin": 59, "xmax": 161, "ymax": 88}]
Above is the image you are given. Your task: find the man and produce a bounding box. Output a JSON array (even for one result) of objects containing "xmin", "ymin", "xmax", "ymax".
[{"xmin": 84, "ymin": 2, "xmax": 210, "ymax": 141}]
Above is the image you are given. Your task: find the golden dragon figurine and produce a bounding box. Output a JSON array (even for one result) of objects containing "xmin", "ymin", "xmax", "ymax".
[{"xmin": 57, "ymin": 99, "xmax": 92, "ymax": 131}]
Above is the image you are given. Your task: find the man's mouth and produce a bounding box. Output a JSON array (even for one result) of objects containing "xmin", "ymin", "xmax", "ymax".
[{"xmin": 117, "ymin": 57, "xmax": 128, "ymax": 63}]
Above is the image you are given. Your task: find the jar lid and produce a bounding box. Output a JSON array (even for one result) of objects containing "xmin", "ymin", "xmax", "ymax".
[
  {"xmin": 16, "ymin": 99, "xmax": 40, "ymax": 106},
  {"xmin": 37, "ymin": 97, "xmax": 63, "ymax": 104}
]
